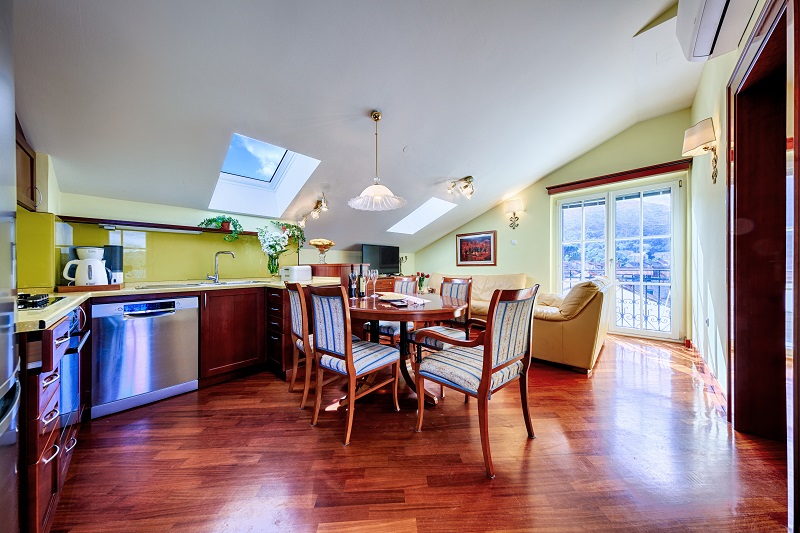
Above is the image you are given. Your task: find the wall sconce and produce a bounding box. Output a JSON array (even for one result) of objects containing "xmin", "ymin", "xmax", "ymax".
[
  {"xmin": 448, "ymin": 176, "xmax": 475, "ymax": 199},
  {"xmin": 505, "ymin": 199, "xmax": 523, "ymax": 230},
  {"xmin": 297, "ymin": 193, "xmax": 328, "ymax": 227},
  {"xmin": 682, "ymin": 118, "xmax": 717, "ymax": 184}
]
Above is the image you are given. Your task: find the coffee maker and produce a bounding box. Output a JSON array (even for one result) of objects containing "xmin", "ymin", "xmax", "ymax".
[{"xmin": 104, "ymin": 245, "xmax": 124, "ymax": 284}]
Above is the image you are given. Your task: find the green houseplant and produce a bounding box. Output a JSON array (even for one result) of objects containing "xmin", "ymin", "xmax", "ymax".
[{"xmin": 198, "ymin": 215, "xmax": 244, "ymax": 242}]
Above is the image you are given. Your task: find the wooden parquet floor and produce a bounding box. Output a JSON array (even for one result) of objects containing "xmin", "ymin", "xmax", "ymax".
[{"xmin": 51, "ymin": 335, "xmax": 788, "ymax": 532}]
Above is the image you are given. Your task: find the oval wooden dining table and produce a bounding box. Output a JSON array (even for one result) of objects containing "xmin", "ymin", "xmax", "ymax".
[{"xmin": 349, "ymin": 294, "xmax": 469, "ymax": 404}]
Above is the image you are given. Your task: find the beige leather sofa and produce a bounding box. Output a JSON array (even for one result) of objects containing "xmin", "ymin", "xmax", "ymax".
[
  {"xmin": 532, "ymin": 277, "xmax": 612, "ymax": 373},
  {"xmin": 428, "ymin": 272, "xmax": 528, "ymax": 319}
]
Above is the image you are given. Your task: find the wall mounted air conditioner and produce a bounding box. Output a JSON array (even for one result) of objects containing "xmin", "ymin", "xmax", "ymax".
[{"xmin": 676, "ymin": 0, "xmax": 757, "ymax": 62}]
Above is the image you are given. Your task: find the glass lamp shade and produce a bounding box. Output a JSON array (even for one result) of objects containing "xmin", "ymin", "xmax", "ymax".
[
  {"xmin": 348, "ymin": 182, "xmax": 407, "ymax": 211},
  {"xmin": 682, "ymin": 118, "xmax": 716, "ymax": 156}
]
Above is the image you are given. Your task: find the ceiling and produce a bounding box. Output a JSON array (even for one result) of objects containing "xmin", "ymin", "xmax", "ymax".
[{"xmin": 13, "ymin": 0, "xmax": 702, "ymax": 252}]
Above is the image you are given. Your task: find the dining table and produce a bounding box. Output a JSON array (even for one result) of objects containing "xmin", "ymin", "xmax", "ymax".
[{"xmin": 349, "ymin": 293, "xmax": 469, "ymax": 404}]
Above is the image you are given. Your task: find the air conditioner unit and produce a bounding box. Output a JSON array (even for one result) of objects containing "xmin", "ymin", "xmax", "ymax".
[{"xmin": 676, "ymin": 0, "xmax": 756, "ymax": 62}]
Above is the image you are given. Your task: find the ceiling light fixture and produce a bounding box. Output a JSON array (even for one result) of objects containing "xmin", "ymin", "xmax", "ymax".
[
  {"xmin": 682, "ymin": 118, "xmax": 718, "ymax": 184},
  {"xmin": 505, "ymin": 199, "xmax": 523, "ymax": 230},
  {"xmin": 297, "ymin": 194, "xmax": 329, "ymax": 226},
  {"xmin": 448, "ymin": 176, "xmax": 475, "ymax": 199},
  {"xmin": 348, "ymin": 110, "xmax": 407, "ymax": 211}
]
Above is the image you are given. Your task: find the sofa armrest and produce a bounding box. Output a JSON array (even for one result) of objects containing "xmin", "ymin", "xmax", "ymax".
[{"xmin": 536, "ymin": 293, "xmax": 564, "ymax": 307}]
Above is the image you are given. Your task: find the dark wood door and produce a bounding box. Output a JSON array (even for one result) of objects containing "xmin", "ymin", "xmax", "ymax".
[
  {"xmin": 16, "ymin": 117, "xmax": 37, "ymax": 211},
  {"xmin": 200, "ymin": 288, "xmax": 265, "ymax": 377}
]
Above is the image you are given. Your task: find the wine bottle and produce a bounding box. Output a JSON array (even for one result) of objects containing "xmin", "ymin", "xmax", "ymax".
[
  {"xmin": 357, "ymin": 265, "xmax": 366, "ymax": 298},
  {"xmin": 348, "ymin": 265, "xmax": 357, "ymax": 298}
]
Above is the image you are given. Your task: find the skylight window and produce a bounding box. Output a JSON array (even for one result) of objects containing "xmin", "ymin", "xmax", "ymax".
[
  {"xmin": 387, "ymin": 197, "xmax": 457, "ymax": 235},
  {"xmin": 209, "ymin": 133, "xmax": 320, "ymax": 218},
  {"xmin": 221, "ymin": 133, "xmax": 287, "ymax": 183}
]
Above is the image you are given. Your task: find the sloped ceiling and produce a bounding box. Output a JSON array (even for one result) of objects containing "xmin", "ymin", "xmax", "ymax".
[{"xmin": 13, "ymin": 0, "xmax": 702, "ymax": 251}]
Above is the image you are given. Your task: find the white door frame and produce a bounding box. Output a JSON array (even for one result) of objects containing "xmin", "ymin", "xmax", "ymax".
[{"xmin": 554, "ymin": 177, "xmax": 685, "ymax": 341}]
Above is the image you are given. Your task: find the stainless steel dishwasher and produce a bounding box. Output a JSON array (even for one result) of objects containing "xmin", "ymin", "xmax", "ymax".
[{"xmin": 91, "ymin": 297, "xmax": 199, "ymax": 418}]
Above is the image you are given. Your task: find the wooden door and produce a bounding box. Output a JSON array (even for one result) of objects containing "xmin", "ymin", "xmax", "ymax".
[{"xmin": 200, "ymin": 288, "xmax": 265, "ymax": 377}]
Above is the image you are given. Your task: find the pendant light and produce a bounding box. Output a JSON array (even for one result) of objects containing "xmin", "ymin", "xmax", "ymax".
[{"xmin": 348, "ymin": 110, "xmax": 407, "ymax": 211}]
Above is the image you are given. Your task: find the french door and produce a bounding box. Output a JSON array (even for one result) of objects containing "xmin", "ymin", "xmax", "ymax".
[{"xmin": 557, "ymin": 180, "xmax": 683, "ymax": 340}]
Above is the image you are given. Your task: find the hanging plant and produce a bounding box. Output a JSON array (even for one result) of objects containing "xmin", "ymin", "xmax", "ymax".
[
  {"xmin": 198, "ymin": 215, "xmax": 244, "ymax": 242},
  {"xmin": 272, "ymin": 221, "xmax": 306, "ymax": 248}
]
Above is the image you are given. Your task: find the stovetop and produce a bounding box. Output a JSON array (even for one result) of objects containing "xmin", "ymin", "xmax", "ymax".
[{"xmin": 17, "ymin": 293, "xmax": 66, "ymax": 310}]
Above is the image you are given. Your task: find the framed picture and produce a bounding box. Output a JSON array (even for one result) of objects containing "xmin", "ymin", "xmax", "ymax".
[{"xmin": 456, "ymin": 230, "xmax": 497, "ymax": 266}]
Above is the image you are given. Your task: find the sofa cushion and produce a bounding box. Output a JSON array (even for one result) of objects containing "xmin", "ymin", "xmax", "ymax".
[
  {"xmin": 533, "ymin": 305, "xmax": 567, "ymax": 321},
  {"xmin": 559, "ymin": 277, "xmax": 610, "ymax": 319}
]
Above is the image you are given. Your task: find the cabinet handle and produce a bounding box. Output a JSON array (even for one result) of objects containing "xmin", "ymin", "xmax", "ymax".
[
  {"xmin": 33, "ymin": 186, "xmax": 43, "ymax": 207},
  {"xmin": 269, "ymin": 321, "xmax": 280, "ymax": 328},
  {"xmin": 76, "ymin": 306, "xmax": 87, "ymax": 331},
  {"xmin": 270, "ymin": 335, "xmax": 280, "ymax": 341},
  {"xmin": 42, "ymin": 444, "xmax": 60, "ymax": 464},
  {"xmin": 54, "ymin": 333, "xmax": 70, "ymax": 347},
  {"xmin": 269, "ymin": 307, "xmax": 280, "ymax": 312},
  {"xmin": 42, "ymin": 371, "xmax": 60, "ymax": 389},
  {"xmin": 204, "ymin": 293, "xmax": 207, "ymax": 308},
  {"xmin": 65, "ymin": 437, "xmax": 78, "ymax": 452},
  {"xmin": 42, "ymin": 407, "xmax": 60, "ymax": 427}
]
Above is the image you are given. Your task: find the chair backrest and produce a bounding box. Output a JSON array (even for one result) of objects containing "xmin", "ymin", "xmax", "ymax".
[
  {"xmin": 394, "ymin": 276, "xmax": 417, "ymax": 296},
  {"xmin": 285, "ymin": 282, "xmax": 308, "ymax": 340},
  {"xmin": 481, "ymin": 286, "xmax": 540, "ymax": 380},
  {"xmin": 309, "ymin": 285, "xmax": 353, "ymax": 368},
  {"xmin": 440, "ymin": 277, "xmax": 472, "ymax": 323}
]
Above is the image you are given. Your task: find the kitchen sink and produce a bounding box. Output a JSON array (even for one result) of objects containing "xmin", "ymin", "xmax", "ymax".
[{"xmin": 216, "ymin": 280, "xmax": 264, "ymax": 285}]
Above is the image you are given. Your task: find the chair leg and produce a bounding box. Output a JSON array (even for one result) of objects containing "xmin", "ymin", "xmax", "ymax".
[
  {"xmin": 519, "ymin": 370, "xmax": 535, "ymax": 439},
  {"xmin": 300, "ymin": 350, "xmax": 313, "ymax": 410},
  {"xmin": 477, "ymin": 392, "xmax": 494, "ymax": 478},
  {"xmin": 311, "ymin": 364, "xmax": 324, "ymax": 427},
  {"xmin": 392, "ymin": 361, "xmax": 400, "ymax": 412},
  {"xmin": 414, "ymin": 370, "xmax": 425, "ymax": 432},
  {"xmin": 344, "ymin": 374, "xmax": 357, "ymax": 446},
  {"xmin": 288, "ymin": 345, "xmax": 300, "ymax": 393}
]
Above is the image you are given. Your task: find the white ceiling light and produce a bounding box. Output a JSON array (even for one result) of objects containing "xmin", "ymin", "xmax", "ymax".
[
  {"xmin": 348, "ymin": 110, "xmax": 407, "ymax": 211},
  {"xmin": 387, "ymin": 197, "xmax": 457, "ymax": 235}
]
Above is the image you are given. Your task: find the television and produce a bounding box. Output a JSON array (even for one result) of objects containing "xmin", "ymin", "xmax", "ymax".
[{"xmin": 361, "ymin": 244, "xmax": 400, "ymax": 275}]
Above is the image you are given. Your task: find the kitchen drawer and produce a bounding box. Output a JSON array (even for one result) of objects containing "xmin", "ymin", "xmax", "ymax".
[
  {"xmin": 59, "ymin": 422, "xmax": 80, "ymax": 490},
  {"xmin": 28, "ymin": 384, "xmax": 61, "ymax": 463},
  {"xmin": 41, "ymin": 315, "xmax": 71, "ymax": 372},
  {"xmin": 266, "ymin": 289, "xmax": 285, "ymax": 308},
  {"xmin": 26, "ymin": 365, "xmax": 60, "ymax": 421},
  {"xmin": 266, "ymin": 314, "xmax": 284, "ymax": 332},
  {"xmin": 27, "ymin": 428, "xmax": 60, "ymax": 533}
]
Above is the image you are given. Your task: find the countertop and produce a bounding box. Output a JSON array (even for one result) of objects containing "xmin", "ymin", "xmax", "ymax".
[{"xmin": 16, "ymin": 276, "xmax": 341, "ymax": 332}]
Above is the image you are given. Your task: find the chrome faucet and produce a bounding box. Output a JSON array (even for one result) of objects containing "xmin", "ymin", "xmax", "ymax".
[{"xmin": 207, "ymin": 251, "xmax": 235, "ymax": 283}]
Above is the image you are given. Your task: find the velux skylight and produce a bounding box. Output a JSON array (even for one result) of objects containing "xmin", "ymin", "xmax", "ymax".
[
  {"xmin": 221, "ymin": 133, "xmax": 287, "ymax": 184},
  {"xmin": 387, "ymin": 197, "xmax": 457, "ymax": 234},
  {"xmin": 209, "ymin": 133, "xmax": 320, "ymax": 218}
]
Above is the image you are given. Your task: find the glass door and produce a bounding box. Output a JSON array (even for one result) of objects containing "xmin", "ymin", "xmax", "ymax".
[
  {"xmin": 557, "ymin": 180, "xmax": 683, "ymax": 341},
  {"xmin": 610, "ymin": 183, "xmax": 681, "ymax": 339}
]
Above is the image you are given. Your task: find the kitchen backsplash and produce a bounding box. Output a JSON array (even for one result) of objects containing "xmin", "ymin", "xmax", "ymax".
[{"xmin": 16, "ymin": 211, "xmax": 300, "ymax": 289}]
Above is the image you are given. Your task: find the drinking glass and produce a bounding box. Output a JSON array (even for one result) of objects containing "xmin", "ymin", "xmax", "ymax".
[{"xmin": 369, "ymin": 269, "xmax": 379, "ymax": 297}]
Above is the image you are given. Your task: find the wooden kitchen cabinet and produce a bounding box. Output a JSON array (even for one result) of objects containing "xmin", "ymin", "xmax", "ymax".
[
  {"xmin": 265, "ymin": 287, "xmax": 292, "ymax": 378},
  {"xmin": 200, "ymin": 288, "xmax": 265, "ymax": 378},
  {"xmin": 16, "ymin": 117, "xmax": 39, "ymax": 211},
  {"xmin": 19, "ymin": 305, "xmax": 88, "ymax": 533}
]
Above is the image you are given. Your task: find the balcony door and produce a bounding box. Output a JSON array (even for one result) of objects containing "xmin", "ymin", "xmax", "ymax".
[{"xmin": 557, "ymin": 179, "xmax": 684, "ymax": 341}]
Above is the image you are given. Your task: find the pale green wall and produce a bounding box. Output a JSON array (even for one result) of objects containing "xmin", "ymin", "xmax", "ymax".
[
  {"xmin": 415, "ymin": 108, "xmax": 692, "ymax": 292},
  {"xmin": 686, "ymin": 51, "xmax": 738, "ymax": 396}
]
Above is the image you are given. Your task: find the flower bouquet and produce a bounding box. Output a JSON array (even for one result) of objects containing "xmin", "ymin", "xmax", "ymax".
[
  {"xmin": 416, "ymin": 271, "xmax": 431, "ymax": 293},
  {"xmin": 308, "ymin": 238, "xmax": 335, "ymax": 264},
  {"xmin": 258, "ymin": 227, "xmax": 290, "ymax": 276}
]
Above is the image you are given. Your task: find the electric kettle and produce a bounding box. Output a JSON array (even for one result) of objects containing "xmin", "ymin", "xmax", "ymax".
[{"xmin": 63, "ymin": 258, "xmax": 110, "ymax": 286}]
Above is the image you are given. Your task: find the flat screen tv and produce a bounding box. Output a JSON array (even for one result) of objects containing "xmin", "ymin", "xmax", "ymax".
[{"xmin": 361, "ymin": 244, "xmax": 400, "ymax": 275}]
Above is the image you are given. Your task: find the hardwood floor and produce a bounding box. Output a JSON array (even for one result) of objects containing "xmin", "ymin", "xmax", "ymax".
[{"xmin": 51, "ymin": 335, "xmax": 788, "ymax": 532}]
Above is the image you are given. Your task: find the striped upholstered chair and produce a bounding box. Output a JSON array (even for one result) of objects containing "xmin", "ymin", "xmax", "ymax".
[
  {"xmin": 408, "ymin": 277, "xmax": 473, "ymax": 352},
  {"xmin": 310, "ymin": 285, "xmax": 401, "ymax": 445},
  {"xmin": 285, "ymin": 283, "xmax": 344, "ymax": 410},
  {"xmin": 365, "ymin": 276, "xmax": 417, "ymax": 344},
  {"xmin": 413, "ymin": 285, "xmax": 540, "ymax": 478}
]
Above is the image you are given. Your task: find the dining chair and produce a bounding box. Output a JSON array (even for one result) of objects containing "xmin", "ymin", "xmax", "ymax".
[
  {"xmin": 408, "ymin": 277, "xmax": 473, "ymax": 352},
  {"xmin": 365, "ymin": 275, "xmax": 417, "ymax": 345},
  {"xmin": 413, "ymin": 285, "xmax": 540, "ymax": 478},
  {"xmin": 310, "ymin": 285, "xmax": 401, "ymax": 445}
]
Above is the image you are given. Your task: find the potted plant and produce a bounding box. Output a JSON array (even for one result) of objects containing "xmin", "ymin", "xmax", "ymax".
[
  {"xmin": 198, "ymin": 215, "xmax": 243, "ymax": 242},
  {"xmin": 272, "ymin": 221, "xmax": 306, "ymax": 248}
]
